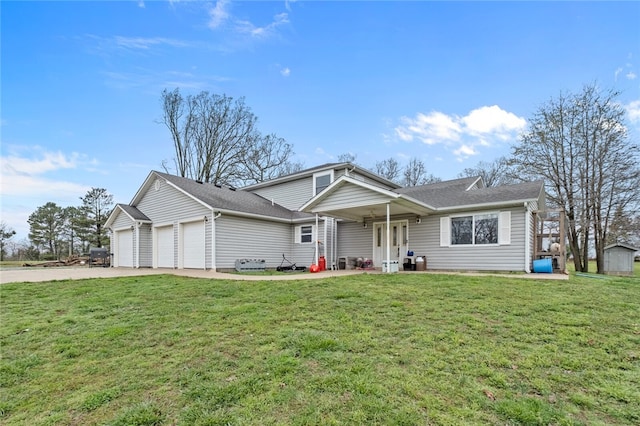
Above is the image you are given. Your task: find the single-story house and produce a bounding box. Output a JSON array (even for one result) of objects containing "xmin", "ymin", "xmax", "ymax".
[{"xmin": 105, "ymin": 162, "xmax": 546, "ymax": 273}]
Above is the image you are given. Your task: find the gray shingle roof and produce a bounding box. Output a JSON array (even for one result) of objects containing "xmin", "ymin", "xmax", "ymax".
[
  {"xmin": 117, "ymin": 204, "xmax": 151, "ymax": 221},
  {"xmin": 152, "ymin": 171, "xmax": 313, "ymax": 220},
  {"xmin": 396, "ymin": 177, "xmax": 544, "ymax": 209}
]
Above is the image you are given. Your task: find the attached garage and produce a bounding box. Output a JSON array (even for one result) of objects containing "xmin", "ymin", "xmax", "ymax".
[
  {"xmin": 181, "ymin": 221, "xmax": 205, "ymax": 269},
  {"xmin": 155, "ymin": 225, "xmax": 174, "ymax": 268},
  {"xmin": 116, "ymin": 229, "xmax": 133, "ymax": 267}
]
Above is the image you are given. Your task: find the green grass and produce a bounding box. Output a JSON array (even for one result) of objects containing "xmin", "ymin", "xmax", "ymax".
[{"xmin": 1, "ymin": 273, "xmax": 639, "ymax": 425}]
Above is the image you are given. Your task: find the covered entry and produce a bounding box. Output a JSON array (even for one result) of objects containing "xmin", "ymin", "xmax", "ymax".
[
  {"xmin": 373, "ymin": 220, "xmax": 409, "ymax": 266},
  {"xmin": 300, "ymin": 175, "xmax": 435, "ymax": 272}
]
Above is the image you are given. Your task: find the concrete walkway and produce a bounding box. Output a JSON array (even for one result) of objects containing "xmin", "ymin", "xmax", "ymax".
[{"xmin": 0, "ymin": 266, "xmax": 568, "ymax": 285}]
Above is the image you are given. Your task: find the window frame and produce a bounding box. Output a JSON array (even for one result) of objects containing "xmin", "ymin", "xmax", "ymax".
[
  {"xmin": 295, "ymin": 224, "xmax": 315, "ymax": 244},
  {"xmin": 441, "ymin": 211, "xmax": 510, "ymax": 247},
  {"xmin": 313, "ymin": 170, "xmax": 334, "ymax": 195}
]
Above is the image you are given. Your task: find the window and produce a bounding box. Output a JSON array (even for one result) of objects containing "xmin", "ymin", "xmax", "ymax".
[
  {"xmin": 296, "ymin": 225, "xmax": 314, "ymax": 244},
  {"xmin": 313, "ymin": 171, "xmax": 334, "ymax": 195},
  {"xmin": 474, "ymin": 213, "xmax": 498, "ymax": 245},
  {"xmin": 442, "ymin": 212, "xmax": 507, "ymax": 246}
]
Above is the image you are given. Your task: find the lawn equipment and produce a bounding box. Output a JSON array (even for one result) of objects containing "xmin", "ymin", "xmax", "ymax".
[{"xmin": 276, "ymin": 254, "xmax": 307, "ymax": 272}]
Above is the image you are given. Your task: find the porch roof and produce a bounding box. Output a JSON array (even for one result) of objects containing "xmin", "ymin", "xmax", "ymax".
[
  {"xmin": 299, "ymin": 175, "xmax": 546, "ymax": 222},
  {"xmin": 299, "ymin": 175, "xmax": 437, "ymax": 221}
]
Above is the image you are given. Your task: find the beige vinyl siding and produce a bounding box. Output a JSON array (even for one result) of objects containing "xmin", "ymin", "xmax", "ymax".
[
  {"xmin": 136, "ymin": 178, "xmax": 211, "ymax": 269},
  {"xmin": 111, "ymin": 211, "xmax": 133, "ymax": 229},
  {"xmin": 337, "ymin": 221, "xmax": 374, "ymax": 260},
  {"xmin": 138, "ymin": 223, "xmax": 152, "ymax": 267},
  {"xmin": 314, "ymin": 184, "xmax": 392, "ymax": 212},
  {"xmin": 214, "ymin": 215, "xmax": 293, "ymax": 270},
  {"xmin": 137, "ymin": 179, "xmax": 210, "ymax": 224},
  {"xmin": 247, "ymin": 168, "xmax": 396, "ymax": 212},
  {"xmin": 249, "ymin": 178, "xmax": 313, "ymax": 210},
  {"xmin": 417, "ymin": 206, "xmax": 527, "ymax": 271}
]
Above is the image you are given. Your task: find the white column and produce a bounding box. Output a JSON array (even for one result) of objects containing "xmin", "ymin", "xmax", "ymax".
[
  {"xmin": 386, "ymin": 203, "xmax": 391, "ymax": 273},
  {"xmin": 315, "ymin": 213, "xmax": 319, "ymax": 265}
]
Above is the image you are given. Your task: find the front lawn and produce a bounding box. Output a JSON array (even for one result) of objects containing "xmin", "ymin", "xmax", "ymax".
[{"xmin": 1, "ymin": 273, "xmax": 638, "ymax": 425}]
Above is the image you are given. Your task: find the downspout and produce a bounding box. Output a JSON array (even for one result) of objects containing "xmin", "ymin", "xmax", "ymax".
[
  {"xmin": 211, "ymin": 210, "xmax": 221, "ymax": 271},
  {"xmin": 386, "ymin": 203, "xmax": 391, "ymax": 273},
  {"xmin": 524, "ymin": 202, "xmax": 531, "ymax": 273},
  {"xmin": 323, "ymin": 216, "xmax": 328, "ymax": 266},
  {"xmin": 333, "ymin": 219, "xmax": 337, "ymax": 270},
  {"xmin": 203, "ymin": 215, "xmax": 208, "ymax": 270},
  {"xmin": 135, "ymin": 222, "xmax": 140, "ymax": 268}
]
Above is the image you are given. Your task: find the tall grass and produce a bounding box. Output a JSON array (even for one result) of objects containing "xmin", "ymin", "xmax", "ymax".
[{"xmin": 1, "ymin": 273, "xmax": 638, "ymax": 425}]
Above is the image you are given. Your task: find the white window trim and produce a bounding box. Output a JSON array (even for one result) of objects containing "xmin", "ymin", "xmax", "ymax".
[
  {"xmin": 440, "ymin": 211, "xmax": 511, "ymax": 247},
  {"xmin": 312, "ymin": 170, "xmax": 334, "ymax": 195},
  {"xmin": 295, "ymin": 224, "xmax": 315, "ymax": 244}
]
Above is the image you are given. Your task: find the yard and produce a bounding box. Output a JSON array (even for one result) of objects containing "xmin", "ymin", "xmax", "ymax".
[{"xmin": 1, "ymin": 271, "xmax": 639, "ymax": 425}]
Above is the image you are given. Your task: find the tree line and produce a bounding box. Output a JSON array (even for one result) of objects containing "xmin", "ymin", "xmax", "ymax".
[
  {"xmin": 1, "ymin": 188, "xmax": 113, "ymax": 261},
  {"xmin": 4, "ymin": 83, "xmax": 637, "ymax": 272}
]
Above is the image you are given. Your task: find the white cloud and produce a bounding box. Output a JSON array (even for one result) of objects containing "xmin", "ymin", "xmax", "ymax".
[
  {"xmin": 615, "ymin": 67, "xmax": 623, "ymax": 81},
  {"xmin": 462, "ymin": 105, "xmax": 526, "ymax": 136},
  {"xmin": 280, "ymin": 67, "xmax": 291, "ymax": 77},
  {"xmin": 453, "ymin": 144, "xmax": 478, "ymax": 159},
  {"xmin": 626, "ymin": 100, "xmax": 640, "ymax": 124},
  {"xmin": 395, "ymin": 111, "xmax": 461, "ymax": 145},
  {"xmin": 208, "ymin": 0, "xmax": 230, "ymax": 29},
  {"xmin": 236, "ymin": 12, "xmax": 289, "ymax": 38},
  {"xmin": 0, "ymin": 148, "xmax": 90, "ymax": 198},
  {"xmin": 626, "ymin": 71, "xmax": 637, "ymax": 80},
  {"xmin": 113, "ymin": 36, "xmax": 189, "ymax": 50},
  {"xmin": 394, "ymin": 105, "xmax": 526, "ymax": 161}
]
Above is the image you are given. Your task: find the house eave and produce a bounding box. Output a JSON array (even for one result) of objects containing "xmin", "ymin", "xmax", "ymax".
[{"xmin": 437, "ymin": 198, "xmax": 540, "ymax": 213}]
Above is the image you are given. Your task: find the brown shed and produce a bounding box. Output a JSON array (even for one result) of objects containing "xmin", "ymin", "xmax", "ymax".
[{"xmin": 603, "ymin": 243, "xmax": 638, "ymax": 276}]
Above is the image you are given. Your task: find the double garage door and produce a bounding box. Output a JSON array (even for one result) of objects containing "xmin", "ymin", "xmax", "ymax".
[{"xmin": 155, "ymin": 222, "xmax": 205, "ymax": 269}]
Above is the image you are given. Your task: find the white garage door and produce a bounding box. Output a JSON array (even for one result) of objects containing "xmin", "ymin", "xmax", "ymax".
[
  {"xmin": 182, "ymin": 221, "xmax": 205, "ymax": 269},
  {"xmin": 117, "ymin": 230, "xmax": 133, "ymax": 267},
  {"xmin": 156, "ymin": 226, "xmax": 174, "ymax": 268}
]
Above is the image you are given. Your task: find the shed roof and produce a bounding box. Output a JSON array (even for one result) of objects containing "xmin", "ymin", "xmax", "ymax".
[{"xmin": 604, "ymin": 243, "xmax": 640, "ymax": 252}]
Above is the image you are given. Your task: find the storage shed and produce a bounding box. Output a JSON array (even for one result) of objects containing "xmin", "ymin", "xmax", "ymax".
[{"xmin": 603, "ymin": 243, "xmax": 638, "ymax": 276}]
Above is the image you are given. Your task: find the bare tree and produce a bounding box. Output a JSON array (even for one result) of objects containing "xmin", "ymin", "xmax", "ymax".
[
  {"xmin": 375, "ymin": 158, "xmax": 401, "ymax": 183},
  {"xmin": 403, "ymin": 158, "xmax": 441, "ymax": 187},
  {"xmin": 240, "ymin": 134, "xmax": 296, "ymax": 185},
  {"xmin": 160, "ymin": 88, "xmax": 294, "ymax": 186},
  {"xmin": 337, "ymin": 152, "xmax": 357, "ymax": 163},
  {"xmin": 458, "ymin": 157, "xmax": 514, "ymax": 187},
  {"xmin": 510, "ymin": 83, "xmax": 640, "ymax": 273}
]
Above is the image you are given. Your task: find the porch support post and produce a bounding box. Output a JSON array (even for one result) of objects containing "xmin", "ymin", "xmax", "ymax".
[
  {"xmin": 386, "ymin": 203, "xmax": 391, "ymax": 273},
  {"xmin": 315, "ymin": 213, "xmax": 319, "ymax": 266}
]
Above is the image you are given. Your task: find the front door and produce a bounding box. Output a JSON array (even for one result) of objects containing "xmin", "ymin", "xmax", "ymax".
[{"xmin": 373, "ymin": 220, "xmax": 408, "ymax": 267}]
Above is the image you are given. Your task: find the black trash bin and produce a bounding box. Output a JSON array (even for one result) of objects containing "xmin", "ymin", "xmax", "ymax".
[{"xmin": 403, "ymin": 258, "xmax": 413, "ymax": 271}]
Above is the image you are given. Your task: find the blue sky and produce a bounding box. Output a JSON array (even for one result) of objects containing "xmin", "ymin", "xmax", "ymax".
[{"xmin": 2, "ymin": 1, "xmax": 639, "ymax": 241}]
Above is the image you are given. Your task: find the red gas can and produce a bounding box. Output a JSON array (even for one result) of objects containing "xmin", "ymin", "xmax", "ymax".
[{"xmin": 318, "ymin": 256, "xmax": 326, "ymax": 271}]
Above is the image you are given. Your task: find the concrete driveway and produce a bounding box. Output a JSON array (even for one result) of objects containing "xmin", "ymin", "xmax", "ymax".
[
  {"xmin": 0, "ymin": 266, "xmax": 367, "ymax": 284},
  {"xmin": 0, "ymin": 266, "xmax": 568, "ymax": 285}
]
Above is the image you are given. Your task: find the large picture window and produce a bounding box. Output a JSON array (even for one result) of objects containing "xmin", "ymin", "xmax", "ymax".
[{"xmin": 441, "ymin": 212, "xmax": 510, "ymax": 247}]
